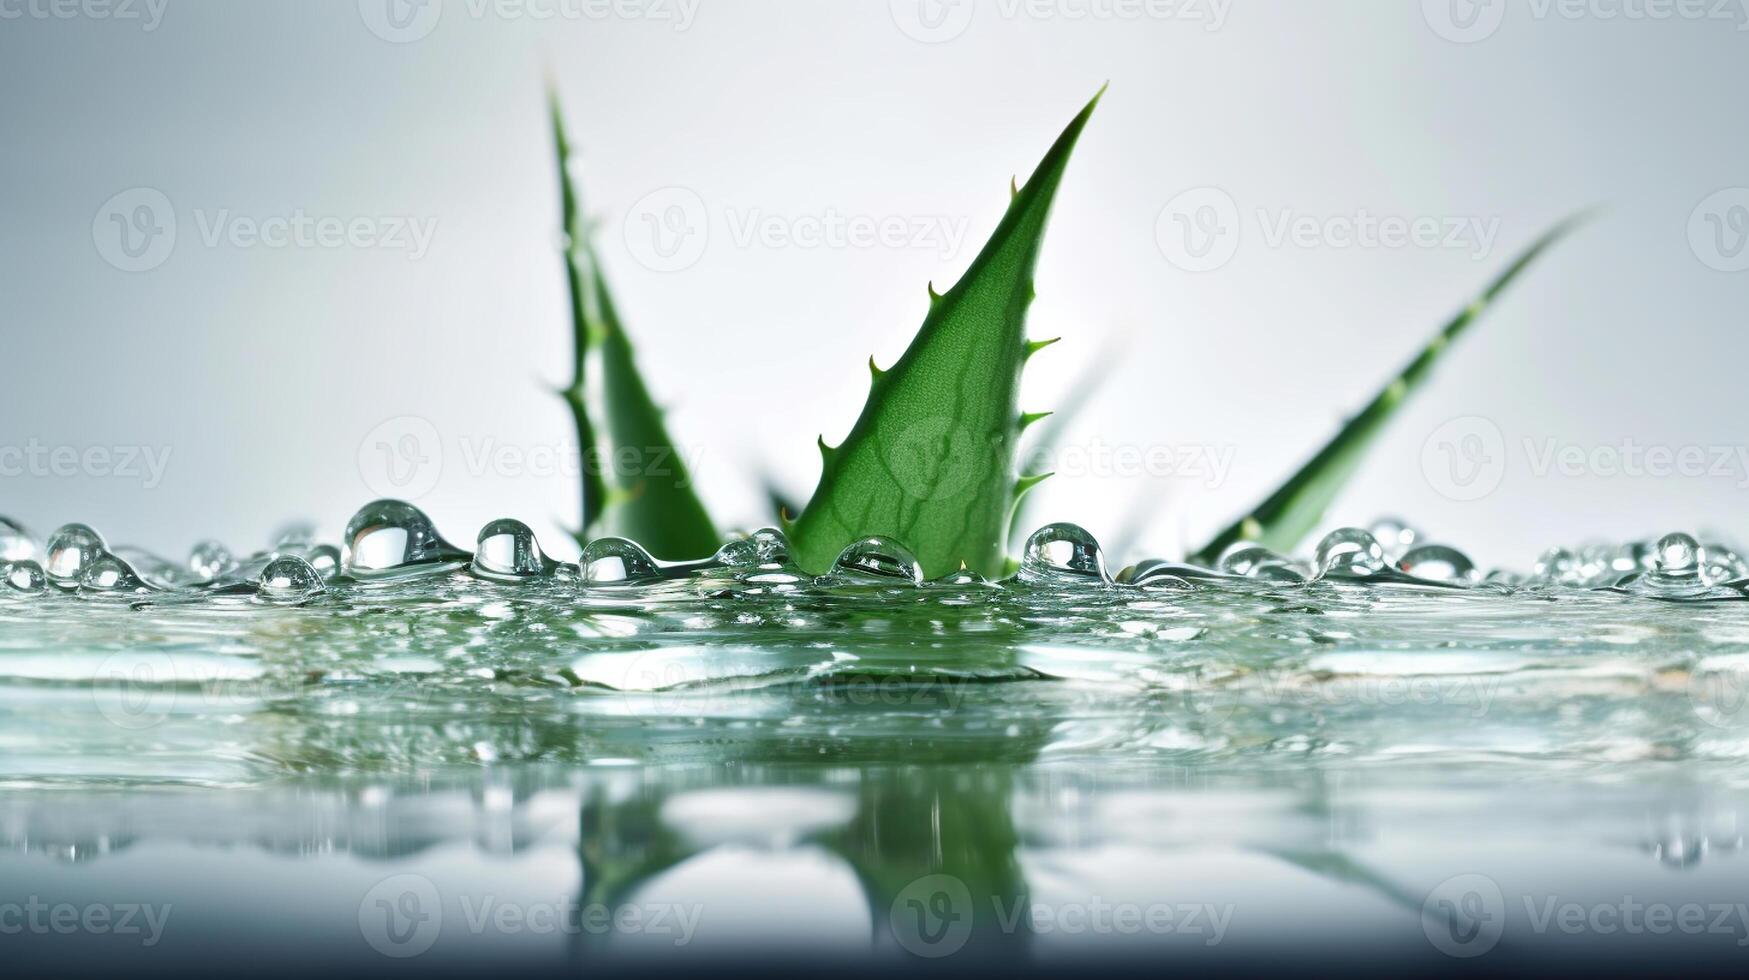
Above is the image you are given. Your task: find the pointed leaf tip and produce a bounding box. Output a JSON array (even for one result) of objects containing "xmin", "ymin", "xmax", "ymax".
[
  {"xmin": 1024, "ymin": 337, "xmax": 1060, "ymax": 359},
  {"xmin": 1019, "ymin": 410, "xmax": 1054, "ymax": 431}
]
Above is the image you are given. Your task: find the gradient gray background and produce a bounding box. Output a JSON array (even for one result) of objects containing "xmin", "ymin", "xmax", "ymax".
[{"xmin": 3, "ymin": 0, "xmax": 1747, "ymax": 567}]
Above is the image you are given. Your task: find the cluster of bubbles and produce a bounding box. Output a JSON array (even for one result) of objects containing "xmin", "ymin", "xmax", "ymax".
[{"xmin": 1, "ymin": 504, "xmax": 1744, "ymax": 604}]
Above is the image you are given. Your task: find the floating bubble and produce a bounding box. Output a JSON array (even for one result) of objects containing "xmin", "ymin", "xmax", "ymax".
[
  {"xmin": 1019, "ymin": 523, "xmax": 1110, "ymax": 585},
  {"xmin": 829, "ymin": 537, "xmax": 924, "ymax": 586},
  {"xmin": 79, "ymin": 551, "xmax": 151, "ymax": 595},
  {"xmin": 1533, "ymin": 547, "xmax": 1580, "ymax": 585},
  {"xmin": 1125, "ymin": 559, "xmax": 1195, "ymax": 589},
  {"xmin": 45, "ymin": 523, "xmax": 107, "ymax": 589},
  {"xmin": 1397, "ymin": 543, "xmax": 1479, "ymax": 584},
  {"xmin": 1314, "ymin": 528, "xmax": 1385, "ymax": 578},
  {"xmin": 258, "ymin": 555, "xmax": 324, "ymax": 602},
  {"xmin": 931, "ymin": 566, "xmax": 992, "ymax": 587},
  {"xmin": 2, "ymin": 560, "xmax": 46, "ymax": 593},
  {"xmin": 715, "ymin": 528, "xmax": 792, "ymax": 569},
  {"xmin": 1367, "ymin": 517, "xmax": 1419, "ymax": 560},
  {"xmin": 1702, "ymin": 543, "xmax": 1747, "ymax": 586},
  {"xmin": 580, "ymin": 537, "xmax": 662, "ymax": 585},
  {"xmin": 0, "ymin": 516, "xmax": 37, "ymax": 563},
  {"xmin": 342, "ymin": 500, "xmax": 466, "ymax": 578},
  {"xmin": 1654, "ymin": 532, "xmax": 1701, "ymax": 577},
  {"xmin": 1217, "ymin": 544, "xmax": 1283, "ymax": 577},
  {"xmin": 472, "ymin": 519, "xmax": 550, "ymax": 581},
  {"xmin": 187, "ymin": 540, "xmax": 234, "ymax": 581},
  {"xmin": 302, "ymin": 544, "xmax": 342, "ymax": 580}
]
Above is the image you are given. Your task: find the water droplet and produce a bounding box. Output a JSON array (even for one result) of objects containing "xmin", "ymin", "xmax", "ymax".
[
  {"xmin": 1314, "ymin": 528, "xmax": 1385, "ymax": 578},
  {"xmin": 258, "ymin": 555, "xmax": 324, "ymax": 602},
  {"xmin": 1217, "ymin": 543, "xmax": 1283, "ymax": 577},
  {"xmin": 45, "ymin": 523, "xmax": 107, "ymax": 589},
  {"xmin": 342, "ymin": 500, "xmax": 465, "ymax": 578},
  {"xmin": 2, "ymin": 560, "xmax": 46, "ymax": 593},
  {"xmin": 829, "ymin": 537, "xmax": 924, "ymax": 586},
  {"xmin": 1367, "ymin": 517, "xmax": 1419, "ymax": 559},
  {"xmin": 1397, "ymin": 543, "xmax": 1479, "ymax": 584},
  {"xmin": 1019, "ymin": 523, "xmax": 1110, "ymax": 585},
  {"xmin": 1702, "ymin": 543, "xmax": 1746, "ymax": 586},
  {"xmin": 1533, "ymin": 547, "xmax": 1580, "ymax": 584},
  {"xmin": 1654, "ymin": 532, "xmax": 1701, "ymax": 576},
  {"xmin": 580, "ymin": 537, "xmax": 661, "ymax": 585},
  {"xmin": 714, "ymin": 528, "xmax": 792, "ymax": 568},
  {"xmin": 79, "ymin": 550, "xmax": 151, "ymax": 595},
  {"xmin": 472, "ymin": 519, "xmax": 551, "ymax": 581},
  {"xmin": 931, "ymin": 566, "xmax": 992, "ymax": 587},
  {"xmin": 0, "ymin": 516, "xmax": 37, "ymax": 563},
  {"xmin": 302, "ymin": 544, "xmax": 342, "ymax": 580},
  {"xmin": 1126, "ymin": 559, "xmax": 1195, "ymax": 589},
  {"xmin": 187, "ymin": 540, "xmax": 234, "ymax": 581}
]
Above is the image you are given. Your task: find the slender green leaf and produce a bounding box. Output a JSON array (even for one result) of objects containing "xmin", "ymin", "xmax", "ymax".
[
  {"xmin": 1188, "ymin": 216, "xmax": 1583, "ymax": 566},
  {"xmin": 550, "ymin": 93, "xmax": 719, "ymax": 560},
  {"xmin": 788, "ymin": 89, "xmax": 1104, "ymax": 578}
]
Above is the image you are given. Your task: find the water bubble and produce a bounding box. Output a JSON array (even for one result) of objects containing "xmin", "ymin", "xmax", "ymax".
[
  {"xmin": 1126, "ymin": 559, "xmax": 1195, "ymax": 589},
  {"xmin": 1654, "ymin": 532, "xmax": 1701, "ymax": 577},
  {"xmin": 2, "ymin": 560, "xmax": 46, "ymax": 593},
  {"xmin": 45, "ymin": 523, "xmax": 107, "ymax": 589},
  {"xmin": 715, "ymin": 528, "xmax": 792, "ymax": 568},
  {"xmin": 1702, "ymin": 543, "xmax": 1746, "ymax": 586},
  {"xmin": 342, "ymin": 500, "xmax": 466, "ymax": 578},
  {"xmin": 1533, "ymin": 547, "xmax": 1580, "ymax": 585},
  {"xmin": 0, "ymin": 517, "xmax": 37, "ymax": 563},
  {"xmin": 79, "ymin": 551, "xmax": 151, "ymax": 595},
  {"xmin": 1019, "ymin": 523, "xmax": 1110, "ymax": 585},
  {"xmin": 472, "ymin": 519, "xmax": 551, "ymax": 581},
  {"xmin": 187, "ymin": 540, "xmax": 234, "ymax": 581},
  {"xmin": 829, "ymin": 537, "xmax": 925, "ymax": 586},
  {"xmin": 258, "ymin": 555, "xmax": 324, "ymax": 602},
  {"xmin": 580, "ymin": 537, "xmax": 662, "ymax": 585},
  {"xmin": 1314, "ymin": 528, "xmax": 1385, "ymax": 578},
  {"xmin": 1368, "ymin": 517, "xmax": 1419, "ymax": 560},
  {"xmin": 302, "ymin": 544, "xmax": 342, "ymax": 580},
  {"xmin": 1217, "ymin": 544, "xmax": 1283, "ymax": 577},
  {"xmin": 1397, "ymin": 543, "xmax": 1479, "ymax": 584},
  {"xmin": 931, "ymin": 566, "xmax": 992, "ymax": 587}
]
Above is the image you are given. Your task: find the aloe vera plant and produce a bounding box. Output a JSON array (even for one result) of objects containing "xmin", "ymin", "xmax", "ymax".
[
  {"xmin": 552, "ymin": 95, "xmax": 718, "ymax": 560},
  {"xmin": 1186, "ymin": 217, "xmax": 1582, "ymax": 566},
  {"xmin": 547, "ymin": 86, "xmax": 1577, "ymax": 576}
]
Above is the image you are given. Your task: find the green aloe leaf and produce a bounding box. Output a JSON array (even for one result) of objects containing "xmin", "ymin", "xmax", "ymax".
[
  {"xmin": 1188, "ymin": 216, "xmax": 1583, "ymax": 566},
  {"xmin": 551, "ymin": 94, "xmax": 719, "ymax": 560},
  {"xmin": 788, "ymin": 88, "xmax": 1104, "ymax": 578}
]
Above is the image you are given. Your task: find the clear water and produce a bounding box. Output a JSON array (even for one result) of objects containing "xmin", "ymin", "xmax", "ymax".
[{"xmin": 6, "ymin": 504, "xmax": 1749, "ymax": 971}]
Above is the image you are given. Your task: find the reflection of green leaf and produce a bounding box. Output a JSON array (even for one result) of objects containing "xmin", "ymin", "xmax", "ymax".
[
  {"xmin": 1189, "ymin": 217, "xmax": 1583, "ymax": 566},
  {"xmin": 790, "ymin": 89, "xmax": 1103, "ymax": 578},
  {"xmin": 551, "ymin": 93, "xmax": 719, "ymax": 560}
]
